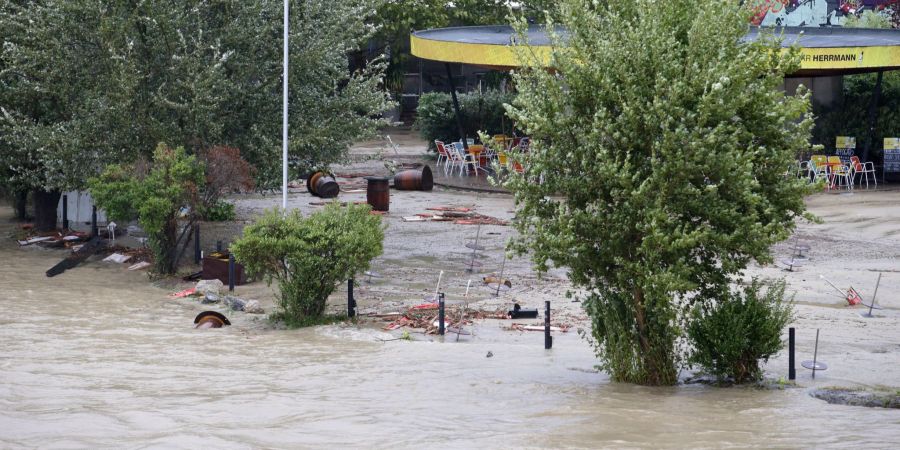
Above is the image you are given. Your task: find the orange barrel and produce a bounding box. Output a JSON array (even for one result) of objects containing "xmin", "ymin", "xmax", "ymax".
[
  {"xmin": 393, "ymin": 165, "xmax": 433, "ymax": 191},
  {"xmin": 364, "ymin": 176, "xmax": 391, "ymax": 212},
  {"xmin": 306, "ymin": 171, "xmax": 339, "ymax": 198}
]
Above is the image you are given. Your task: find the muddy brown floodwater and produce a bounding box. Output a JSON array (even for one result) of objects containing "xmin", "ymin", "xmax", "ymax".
[
  {"xmin": 3, "ymin": 130, "xmax": 900, "ymax": 448},
  {"xmin": 3, "ymin": 201, "xmax": 899, "ymax": 449}
]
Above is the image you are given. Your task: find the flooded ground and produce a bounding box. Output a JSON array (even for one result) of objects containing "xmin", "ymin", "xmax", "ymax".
[{"xmin": 2, "ymin": 131, "xmax": 900, "ymax": 448}]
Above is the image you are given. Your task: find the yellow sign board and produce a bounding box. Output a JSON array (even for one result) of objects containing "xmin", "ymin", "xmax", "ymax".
[
  {"xmin": 885, "ymin": 138, "xmax": 900, "ymax": 150},
  {"xmin": 798, "ymin": 46, "xmax": 900, "ymax": 71},
  {"xmin": 835, "ymin": 136, "xmax": 856, "ymax": 149}
]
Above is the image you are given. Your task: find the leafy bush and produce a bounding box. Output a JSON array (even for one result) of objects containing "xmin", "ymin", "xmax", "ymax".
[
  {"xmin": 89, "ymin": 144, "xmax": 204, "ymax": 274},
  {"xmin": 688, "ymin": 279, "xmax": 794, "ymax": 384},
  {"xmin": 202, "ymin": 200, "xmax": 236, "ymax": 222},
  {"xmin": 231, "ymin": 204, "xmax": 384, "ymax": 326},
  {"xmin": 414, "ymin": 89, "xmax": 516, "ymax": 149}
]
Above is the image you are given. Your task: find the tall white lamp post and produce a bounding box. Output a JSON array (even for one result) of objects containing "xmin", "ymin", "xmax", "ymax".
[{"xmin": 282, "ymin": 0, "xmax": 289, "ymax": 211}]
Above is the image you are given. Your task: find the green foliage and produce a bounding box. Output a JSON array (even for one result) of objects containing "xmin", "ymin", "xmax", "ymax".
[
  {"xmin": 0, "ymin": 0, "xmax": 390, "ymax": 194},
  {"xmin": 812, "ymin": 72, "xmax": 900, "ymax": 156},
  {"xmin": 812, "ymin": 5, "xmax": 900, "ymax": 157},
  {"xmin": 843, "ymin": 10, "xmax": 893, "ymax": 29},
  {"xmin": 414, "ymin": 89, "xmax": 517, "ymax": 149},
  {"xmin": 505, "ymin": 0, "xmax": 814, "ymax": 385},
  {"xmin": 89, "ymin": 144, "xmax": 204, "ymax": 274},
  {"xmin": 688, "ymin": 279, "xmax": 794, "ymax": 384},
  {"xmin": 202, "ymin": 200, "xmax": 236, "ymax": 222},
  {"xmin": 231, "ymin": 204, "xmax": 384, "ymax": 326}
]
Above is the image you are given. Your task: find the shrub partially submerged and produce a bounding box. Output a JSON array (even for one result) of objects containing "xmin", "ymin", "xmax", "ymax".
[
  {"xmin": 231, "ymin": 204, "xmax": 384, "ymax": 327},
  {"xmin": 688, "ymin": 279, "xmax": 794, "ymax": 384}
]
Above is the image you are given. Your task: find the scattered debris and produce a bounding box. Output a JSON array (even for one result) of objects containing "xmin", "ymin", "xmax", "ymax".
[
  {"xmin": 169, "ymin": 288, "xmax": 197, "ymax": 298},
  {"xmin": 18, "ymin": 236, "xmax": 53, "ymax": 246},
  {"xmin": 380, "ymin": 303, "xmax": 507, "ymax": 334},
  {"xmin": 201, "ymin": 293, "xmax": 220, "ymax": 304},
  {"xmin": 46, "ymin": 236, "xmax": 103, "ymax": 277},
  {"xmin": 483, "ymin": 276, "xmax": 512, "ymax": 289},
  {"xmin": 508, "ymin": 323, "xmax": 570, "ymax": 333},
  {"xmin": 408, "ymin": 207, "xmax": 508, "ymax": 226},
  {"xmin": 486, "ymin": 351, "xmax": 493, "ymax": 358},
  {"xmin": 102, "ymin": 253, "xmax": 132, "ymax": 263},
  {"xmin": 127, "ymin": 261, "xmax": 151, "ymax": 271}
]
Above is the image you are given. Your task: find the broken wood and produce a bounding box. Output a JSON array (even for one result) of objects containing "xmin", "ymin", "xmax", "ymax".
[{"xmin": 46, "ymin": 236, "xmax": 104, "ymax": 277}]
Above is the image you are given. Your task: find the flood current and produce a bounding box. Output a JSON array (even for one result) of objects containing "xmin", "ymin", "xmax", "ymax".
[{"xmin": 2, "ymin": 208, "xmax": 899, "ymax": 448}]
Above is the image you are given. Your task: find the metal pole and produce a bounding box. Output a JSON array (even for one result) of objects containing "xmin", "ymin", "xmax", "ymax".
[
  {"xmin": 444, "ymin": 63, "xmax": 468, "ymax": 150},
  {"xmin": 868, "ymin": 273, "xmax": 881, "ymax": 317},
  {"xmin": 62, "ymin": 194, "xmax": 69, "ymax": 230},
  {"xmin": 788, "ymin": 327, "xmax": 795, "ymax": 380},
  {"xmin": 348, "ymin": 279, "xmax": 356, "ymax": 318},
  {"xmin": 544, "ymin": 301, "xmax": 552, "ymax": 349},
  {"xmin": 282, "ymin": 0, "xmax": 289, "ymax": 212},
  {"xmin": 228, "ymin": 253, "xmax": 235, "ymax": 292},
  {"xmin": 861, "ymin": 70, "xmax": 883, "ymax": 164},
  {"xmin": 495, "ymin": 254, "xmax": 507, "ymax": 297},
  {"xmin": 438, "ymin": 293, "xmax": 445, "ymax": 336},
  {"xmin": 216, "ymin": 240, "xmax": 222, "ymax": 253},
  {"xmin": 194, "ymin": 224, "xmax": 201, "ymax": 264},
  {"xmin": 811, "ymin": 329, "xmax": 820, "ymax": 379},
  {"xmin": 91, "ymin": 205, "xmax": 98, "ymax": 238}
]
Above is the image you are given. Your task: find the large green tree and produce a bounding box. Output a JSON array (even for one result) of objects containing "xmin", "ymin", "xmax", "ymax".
[
  {"xmin": 1, "ymin": 0, "xmax": 390, "ymax": 230},
  {"xmin": 504, "ymin": 0, "xmax": 814, "ymax": 385}
]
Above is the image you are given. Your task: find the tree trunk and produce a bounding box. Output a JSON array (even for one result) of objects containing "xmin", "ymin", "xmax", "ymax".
[
  {"xmin": 13, "ymin": 190, "xmax": 29, "ymax": 221},
  {"xmin": 33, "ymin": 189, "xmax": 61, "ymax": 232},
  {"xmin": 154, "ymin": 219, "xmax": 179, "ymax": 274}
]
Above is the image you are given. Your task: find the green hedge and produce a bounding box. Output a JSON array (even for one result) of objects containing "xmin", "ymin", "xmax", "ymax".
[{"xmin": 414, "ymin": 89, "xmax": 516, "ymax": 150}]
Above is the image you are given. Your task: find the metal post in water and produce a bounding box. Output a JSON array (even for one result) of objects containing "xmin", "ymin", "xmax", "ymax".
[
  {"xmin": 544, "ymin": 301, "xmax": 552, "ymax": 349},
  {"xmin": 62, "ymin": 194, "xmax": 69, "ymax": 230},
  {"xmin": 91, "ymin": 205, "xmax": 98, "ymax": 238},
  {"xmin": 868, "ymin": 273, "xmax": 882, "ymax": 317},
  {"xmin": 194, "ymin": 225, "xmax": 201, "ymax": 264},
  {"xmin": 812, "ymin": 329, "xmax": 820, "ymax": 379},
  {"xmin": 216, "ymin": 240, "xmax": 223, "ymax": 253},
  {"xmin": 789, "ymin": 327, "xmax": 796, "ymax": 380},
  {"xmin": 348, "ymin": 278, "xmax": 356, "ymax": 318},
  {"xmin": 495, "ymin": 254, "xmax": 507, "ymax": 297},
  {"xmin": 438, "ymin": 292, "xmax": 445, "ymax": 336},
  {"xmin": 228, "ymin": 253, "xmax": 235, "ymax": 292}
]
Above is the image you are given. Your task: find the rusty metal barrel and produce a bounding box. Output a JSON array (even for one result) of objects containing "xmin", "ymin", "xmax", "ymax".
[
  {"xmin": 306, "ymin": 171, "xmax": 339, "ymax": 198},
  {"xmin": 393, "ymin": 165, "xmax": 433, "ymax": 191},
  {"xmin": 364, "ymin": 176, "xmax": 391, "ymax": 212},
  {"xmin": 194, "ymin": 311, "xmax": 231, "ymax": 329}
]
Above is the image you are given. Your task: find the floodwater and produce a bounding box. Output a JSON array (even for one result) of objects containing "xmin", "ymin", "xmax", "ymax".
[{"xmin": 2, "ymin": 207, "xmax": 899, "ymax": 449}]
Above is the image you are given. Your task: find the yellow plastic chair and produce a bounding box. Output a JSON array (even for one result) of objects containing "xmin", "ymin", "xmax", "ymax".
[{"xmin": 827, "ymin": 155, "xmax": 852, "ymax": 190}]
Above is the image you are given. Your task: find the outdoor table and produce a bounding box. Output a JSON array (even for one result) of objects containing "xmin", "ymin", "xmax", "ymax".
[{"xmin": 468, "ymin": 144, "xmax": 486, "ymax": 167}]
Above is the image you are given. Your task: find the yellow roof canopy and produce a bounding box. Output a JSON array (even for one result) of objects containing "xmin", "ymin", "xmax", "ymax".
[{"xmin": 411, "ymin": 25, "xmax": 900, "ymax": 76}]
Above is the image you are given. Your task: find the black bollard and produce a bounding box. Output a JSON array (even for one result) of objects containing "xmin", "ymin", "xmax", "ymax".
[
  {"xmin": 91, "ymin": 205, "xmax": 98, "ymax": 238},
  {"xmin": 228, "ymin": 253, "xmax": 235, "ymax": 292},
  {"xmin": 789, "ymin": 327, "xmax": 796, "ymax": 380},
  {"xmin": 348, "ymin": 279, "xmax": 356, "ymax": 318},
  {"xmin": 438, "ymin": 292, "xmax": 445, "ymax": 336},
  {"xmin": 544, "ymin": 301, "xmax": 552, "ymax": 349},
  {"xmin": 62, "ymin": 194, "xmax": 69, "ymax": 230},
  {"xmin": 216, "ymin": 240, "xmax": 223, "ymax": 252},
  {"xmin": 194, "ymin": 225, "xmax": 201, "ymax": 265}
]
